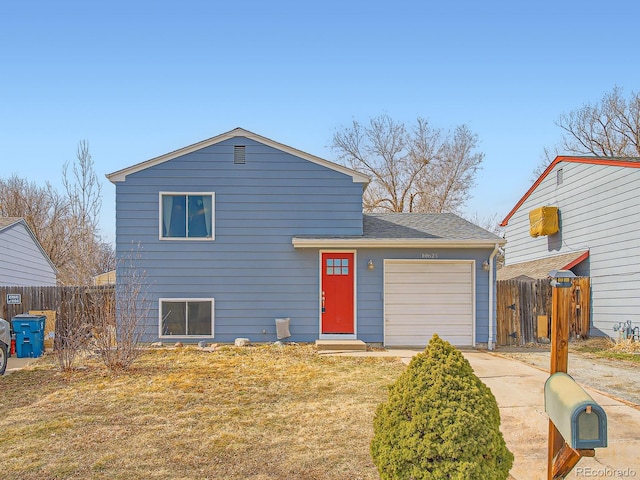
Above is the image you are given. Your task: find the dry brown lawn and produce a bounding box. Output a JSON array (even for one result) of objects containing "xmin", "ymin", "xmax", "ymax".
[
  {"xmin": 571, "ymin": 337, "xmax": 640, "ymax": 363},
  {"xmin": 0, "ymin": 344, "xmax": 405, "ymax": 480}
]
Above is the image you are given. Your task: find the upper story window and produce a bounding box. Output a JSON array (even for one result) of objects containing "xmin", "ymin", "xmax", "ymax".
[{"xmin": 160, "ymin": 192, "xmax": 214, "ymax": 239}]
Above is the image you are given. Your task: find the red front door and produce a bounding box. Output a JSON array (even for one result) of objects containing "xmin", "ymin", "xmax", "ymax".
[{"xmin": 321, "ymin": 252, "xmax": 354, "ymax": 334}]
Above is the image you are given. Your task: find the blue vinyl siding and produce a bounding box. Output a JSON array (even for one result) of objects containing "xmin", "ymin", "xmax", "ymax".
[
  {"xmin": 115, "ymin": 137, "xmax": 363, "ymax": 342},
  {"xmin": 114, "ymin": 135, "xmax": 495, "ymax": 344}
]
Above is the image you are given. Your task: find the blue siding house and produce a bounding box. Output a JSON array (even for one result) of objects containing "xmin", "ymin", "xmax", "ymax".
[{"xmin": 107, "ymin": 128, "xmax": 504, "ymax": 348}]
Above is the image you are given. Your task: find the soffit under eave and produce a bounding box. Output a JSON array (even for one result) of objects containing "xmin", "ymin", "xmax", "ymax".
[{"xmin": 292, "ymin": 238, "xmax": 506, "ymax": 249}]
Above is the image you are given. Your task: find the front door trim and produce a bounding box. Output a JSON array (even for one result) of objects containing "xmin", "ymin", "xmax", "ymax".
[{"xmin": 319, "ymin": 249, "xmax": 357, "ymax": 339}]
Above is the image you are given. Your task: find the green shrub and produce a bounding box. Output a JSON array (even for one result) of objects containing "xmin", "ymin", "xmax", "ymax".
[{"xmin": 370, "ymin": 334, "xmax": 514, "ymax": 479}]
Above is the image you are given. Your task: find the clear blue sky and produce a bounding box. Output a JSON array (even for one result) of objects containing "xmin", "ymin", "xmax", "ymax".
[{"xmin": 2, "ymin": 0, "xmax": 638, "ymax": 244}]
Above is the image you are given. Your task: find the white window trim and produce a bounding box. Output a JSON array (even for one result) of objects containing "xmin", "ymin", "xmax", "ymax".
[
  {"xmin": 158, "ymin": 298, "xmax": 215, "ymax": 339},
  {"xmin": 158, "ymin": 191, "xmax": 216, "ymax": 241}
]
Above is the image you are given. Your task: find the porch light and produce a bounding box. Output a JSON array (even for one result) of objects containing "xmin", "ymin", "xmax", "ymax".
[
  {"xmin": 548, "ymin": 269, "xmax": 576, "ymax": 288},
  {"xmin": 367, "ymin": 259, "xmax": 375, "ymax": 271},
  {"xmin": 482, "ymin": 260, "xmax": 490, "ymax": 271}
]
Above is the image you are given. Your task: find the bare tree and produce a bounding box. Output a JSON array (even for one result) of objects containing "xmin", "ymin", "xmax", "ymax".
[
  {"xmin": 62, "ymin": 140, "xmax": 104, "ymax": 285},
  {"xmin": 534, "ymin": 86, "xmax": 640, "ymax": 178},
  {"xmin": 53, "ymin": 245, "xmax": 147, "ymax": 372},
  {"xmin": 332, "ymin": 115, "xmax": 483, "ymax": 214},
  {"xmin": 96, "ymin": 242, "xmax": 117, "ymax": 276},
  {"xmin": 54, "ymin": 287, "xmax": 94, "ymax": 371},
  {"xmin": 465, "ymin": 211, "xmax": 503, "ymax": 236},
  {"xmin": 0, "ymin": 141, "xmax": 108, "ymax": 285},
  {"xmin": 414, "ymin": 125, "xmax": 484, "ymax": 213},
  {"xmin": 92, "ymin": 244, "xmax": 149, "ymax": 370},
  {"xmin": 0, "ymin": 175, "xmax": 72, "ymax": 273},
  {"xmin": 465, "ymin": 212, "xmax": 505, "ymax": 268}
]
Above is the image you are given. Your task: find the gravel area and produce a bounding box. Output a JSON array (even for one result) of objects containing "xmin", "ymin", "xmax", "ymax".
[{"xmin": 495, "ymin": 346, "xmax": 640, "ymax": 407}]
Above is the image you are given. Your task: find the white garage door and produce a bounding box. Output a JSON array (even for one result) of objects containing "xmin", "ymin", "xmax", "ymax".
[{"xmin": 384, "ymin": 260, "xmax": 474, "ymax": 347}]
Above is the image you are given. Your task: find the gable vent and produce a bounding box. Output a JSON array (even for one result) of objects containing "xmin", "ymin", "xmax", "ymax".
[{"xmin": 234, "ymin": 145, "xmax": 246, "ymax": 164}]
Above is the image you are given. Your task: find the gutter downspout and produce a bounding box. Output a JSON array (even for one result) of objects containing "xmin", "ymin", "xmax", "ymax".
[{"xmin": 487, "ymin": 243, "xmax": 500, "ymax": 351}]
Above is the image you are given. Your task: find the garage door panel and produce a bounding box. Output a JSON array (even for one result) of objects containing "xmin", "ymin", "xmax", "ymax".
[
  {"xmin": 385, "ymin": 283, "xmax": 472, "ymax": 295},
  {"xmin": 386, "ymin": 272, "xmax": 471, "ymax": 285},
  {"xmin": 387, "ymin": 317, "xmax": 471, "ymax": 331},
  {"xmin": 385, "ymin": 304, "xmax": 472, "ymax": 316},
  {"xmin": 386, "ymin": 263, "xmax": 471, "ymax": 274},
  {"xmin": 386, "ymin": 313, "xmax": 473, "ymax": 325},
  {"xmin": 389, "ymin": 330, "xmax": 469, "ymax": 347},
  {"xmin": 386, "ymin": 330, "xmax": 467, "ymax": 346},
  {"xmin": 384, "ymin": 260, "xmax": 474, "ymax": 347},
  {"xmin": 385, "ymin": 293, "xmax": 472, "ymax": 306}
]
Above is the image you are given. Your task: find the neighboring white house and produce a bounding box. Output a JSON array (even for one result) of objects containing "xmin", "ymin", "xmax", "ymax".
[
  {"xmin": 0, "ymin": 217, "xmax": 57, "ymax": 286},
  {"xmin": 499, "ymin": 155, "xmax": 640, "ymax": 337}
]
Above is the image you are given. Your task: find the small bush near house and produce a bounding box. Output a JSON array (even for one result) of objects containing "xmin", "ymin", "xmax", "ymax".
[{"xmin": 371, "ymin": 334, "xmax": 514, "ymax": 480}]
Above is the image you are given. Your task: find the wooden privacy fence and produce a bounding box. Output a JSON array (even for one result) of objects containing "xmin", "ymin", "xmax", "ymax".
[
  {"xmin": 0, "ymin": 285, "xmax": 115, "ymax": 347},
  {"xmin": 496, "ymin": 277, "xmax": 590, "ymax": 345}
]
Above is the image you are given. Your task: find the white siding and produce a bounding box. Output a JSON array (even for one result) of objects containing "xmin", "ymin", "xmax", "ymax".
[
  {"xmin": 503, "ymin": 161, "xmax": 640, "ymax": 336},
  {"xmin": 384, "ymin": 260, "xmax": 474, "ymax": 347},
  {"xmin": 0, "ymin": 222, "xmax": 56, "ymax": 286}
]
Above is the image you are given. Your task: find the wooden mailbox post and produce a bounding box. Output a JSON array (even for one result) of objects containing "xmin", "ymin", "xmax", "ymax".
[{"xmin": 547, "ymin": 270, "xmax": 607, "ymax": 479}]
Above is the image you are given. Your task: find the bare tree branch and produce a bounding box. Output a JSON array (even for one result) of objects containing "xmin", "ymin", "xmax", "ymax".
[
  {"xmin": 537, "ymin": 87, "xmax": 640, "ymax": 177},
  {"xmin": 0, "ymin": 141, "xmax": 111, "ymax": 285},
  {"xmin": 332, "ymin": 115, "xmax": 483, "ymax": 214},
  {"xmin": 62, "ymin": 140, "xmax": 104, "ymax": 285}
]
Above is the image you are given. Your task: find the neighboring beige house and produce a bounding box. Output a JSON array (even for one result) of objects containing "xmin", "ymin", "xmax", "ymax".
[{"xmin": 94, "ymin": 270, "xmax": 116, "ymax": 286}]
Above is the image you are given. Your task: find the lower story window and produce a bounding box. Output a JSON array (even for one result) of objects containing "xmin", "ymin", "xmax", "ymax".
[{"xmin": 160, "ymin": 299, "xmax": 214, "ymax": 337}]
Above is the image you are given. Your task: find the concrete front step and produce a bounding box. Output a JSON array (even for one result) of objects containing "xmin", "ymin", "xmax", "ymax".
[{"xmin": 315, "ymin": 339, "xmax": 367, "ymax": 352}]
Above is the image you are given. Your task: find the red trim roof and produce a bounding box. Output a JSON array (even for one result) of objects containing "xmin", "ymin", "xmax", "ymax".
[
  {"xmin": 497, "ymin": 251, "xmax": 589, "ymax": 281},
  {"xmin": 563, "ymin": 250, "xmax": 590, "ymax": 270},
  {"xmin": 500, "ymin": 156, "xmax": 640, "ymax": 226}
]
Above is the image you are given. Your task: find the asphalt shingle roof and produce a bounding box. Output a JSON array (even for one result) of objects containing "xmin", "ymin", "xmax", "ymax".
[
  {"xmin": 497, "ymin": 251, "xmax": 589, "ymax": 280},
  {"xmin": 363, "ymin": 213, "xmax": 503, "ymax": 241}
]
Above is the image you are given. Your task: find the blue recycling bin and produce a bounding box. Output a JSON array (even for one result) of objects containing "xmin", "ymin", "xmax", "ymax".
[{"xmin": 11, "ymin": 314, "xmax": 46, "ymax": 358}]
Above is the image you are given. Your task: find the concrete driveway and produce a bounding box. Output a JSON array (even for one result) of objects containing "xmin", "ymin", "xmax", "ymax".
[
  {"xmin": 463, "ymin": 351, "xmax": 640, "ymax": 480},
  {"xmin": 328, "ymin": 348, "xmax": 640, "ymax": 480},
  {"xmin": 4, "ymin": 354, "xmax": 39, "ymax": 374}
]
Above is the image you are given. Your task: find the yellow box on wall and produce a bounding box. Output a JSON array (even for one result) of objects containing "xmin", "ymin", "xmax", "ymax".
[{"xmin": 529, "ymin": 206, "xmax": 559, "ymax": 237}]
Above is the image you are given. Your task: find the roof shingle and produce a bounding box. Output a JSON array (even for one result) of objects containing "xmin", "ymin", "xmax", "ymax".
[
  {"xmin": 497, "ymin": 251, "xmax": 589, "ymax": 280},
  {"xmin": 363, "ymin": 213, "xmax": 503, "ymax": 241}
]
